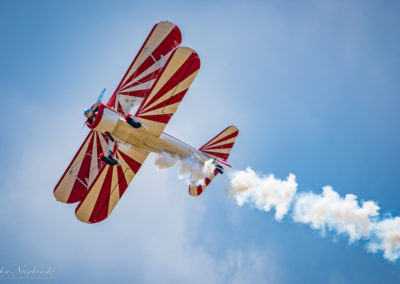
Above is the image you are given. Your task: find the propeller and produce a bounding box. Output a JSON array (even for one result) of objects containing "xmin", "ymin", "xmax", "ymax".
[
  {"xmin": 82, "ymin": 88, "xmax": 106, "ymax": 129},
  {"xmin": 84, "ymin": 88, "xmax": 106, "ymax": 118},
  {"xmin": 92, "ymin": 88, "xmax": 106, "ymax": 111}
]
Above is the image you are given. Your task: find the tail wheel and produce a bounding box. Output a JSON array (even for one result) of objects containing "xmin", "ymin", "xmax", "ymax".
[{"xmin": 215, "ymin": 164, "xmax": 224, "ymax": 174}]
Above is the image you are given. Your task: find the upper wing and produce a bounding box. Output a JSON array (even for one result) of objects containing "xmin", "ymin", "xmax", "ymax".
[
  {"xmin": 54, "ymin": 130, "xmax": 109, "ymax": 203},
  {"xmin": 107, "ymin": 21, "xmax": 182, "ymax": 115},
  {"xmin": 135, "ymin": 46, "xmax": 200, "ymax": 136},
  {"xmin": 75, "ymin": 145, "xmax": 149, "ymax": 223}
]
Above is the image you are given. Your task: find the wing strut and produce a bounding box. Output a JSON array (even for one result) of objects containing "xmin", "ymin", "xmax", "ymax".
[
  {"xmin": 68, "ymin": 170, "xmax": 89, "ymax": 189},
  {"xmin": 144, "ymin": 47, "xmax": 163, "ymax": 70}
]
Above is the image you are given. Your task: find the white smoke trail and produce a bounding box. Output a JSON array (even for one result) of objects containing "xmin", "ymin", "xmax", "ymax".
[
  {"xmin": 177, "ymin": 157, "xmax": 209, "ymax": 181},
  {"xmin": 368, "ymin": 217, "xmax": 400, "ymax": 262},
  {"xmin": 228, "ymin": 168, "xmax": 297, "ymax": 221},
  {"xmin": 203, "ymin": 159, "xmax": 217, "ymax": 177},
  {"xmin": 153, "ymin": 154, "xmax": 400, "ymax": 262},
  {"xmin": 154, "ymin": 152, "xmax": 215, "ymax": 184},
  {"xmin": 154, "ymin": 151, "xmax": 178, "ymax": 170},
  {"xmin": 228, "ymin": 168, "xmax": 400, "ymax": 262},
  {"xmin": 292, "ymin": 186, "xmax": 379, "ymax": 242}
]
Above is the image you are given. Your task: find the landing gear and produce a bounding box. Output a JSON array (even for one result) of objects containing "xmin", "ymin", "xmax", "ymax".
[
  {"xmin": 105, "ymin": 131, "xmax": 115, "ymax": 142},
  {"xmin": 125, "ymin": 114, "xmax": 142, "ymax": 128},
  {"xmin": 100, "ymin": 132, "xmax": 119, "ymax": 166},
  {"xmin": 99, "ymin": 152, "xmax": 119, "ymax": 166},
  {"xmin": 215, "ymin": 164, "xmax": 224, "ymax": 174}
]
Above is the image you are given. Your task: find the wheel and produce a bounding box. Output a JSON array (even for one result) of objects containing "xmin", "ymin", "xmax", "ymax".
[
  {"xmin": 126, "ymin": 116, "xmax": 141, "ymax": 128},
  {"xmin": 99, "ymin": 153, "xmax": 119, "ymax": 166}
]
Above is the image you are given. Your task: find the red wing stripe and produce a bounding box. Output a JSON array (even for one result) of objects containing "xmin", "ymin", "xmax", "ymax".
[
  {"xmin": 53, "ymin": 131, "xmax": 93, "ymax": 202},
  {"xmin": 54, "ymin": 130, "xmax": 109, "ymax": 204},
  {"xmin": 140, "ymin": 89, "xmax": 186, "ymax": 114},
  {"xmin": 116, "ymin": 164, "xmax": 128, "ymax": 196},
  {"xmin": 119, "ymin": 71, "xmax": 159, "ymax": 92},
  {"xmin": 107, "ymin": 22, "xmax": 182, "ymax": 115},
  {"xmin": 201, "ymin": 150, "xmax": 229, "ymax": 160},
  {"xmin": 88, "ymin": 165, "xmax": 113, "ymax": 222},
  {"xmin": 131, "ymin": 47, "xmax": 200, "ymax": 137},
  {"xmin": 90, "ymin": 165, "xmax": 131, "ymax": 223},
  {"xmin": 111, "ymin": 23, "xmax": 159, "ymax": 94},
  {"xmin": 121, "ymin": 26, "xmax": 181, "ymax": 89},
  {"xmin": 189, "ymin": 172, "xmax": 218, "ymax": 197},
  {"xmin": 202, "ymin": 143, "xmax": 235, "ymax": 151},
  {"xmin": 120, "ymin": 58, "xmax": 159, "ymax": 91},
  {"xmin": 200, "ymin": 130, "xmax": 239, "ymax": 149},
  {"xmin": 75, "ymin": 147, "xmax": 149, "ymax": 223},
  {"xmin": 117, "ymin": 150, "xmax": 142, "ymax": 173},
  {"xmin": 137, "ymin": 114, "xmax": 171, "ymax": 123},
  {"xmin": 117, "ymin": 90, "xmax": 147, "ymax": 98},
  {"xmin": 71, "ymin": 133, "xmax": 95, "ymax": 193},
  {"xmin": 140, "ymin": 52, "xmax": 199, "ymax": 113}
]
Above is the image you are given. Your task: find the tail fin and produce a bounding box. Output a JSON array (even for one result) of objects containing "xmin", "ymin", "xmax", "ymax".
[
  {"xmin": 189, "ymin": 126, "xmax": 239, "ymax": 197},
  {"xmin": 199, "ymin": 126, "xmax": 239, "ymax": 161}
]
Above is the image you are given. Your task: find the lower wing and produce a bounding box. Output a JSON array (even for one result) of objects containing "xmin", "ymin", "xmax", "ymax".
[
  {"xmin": 75, "ymin": 145, "xmax": 149, "ymax": 223},
  {"xmin": 53, "ymin": 130, "xmax": 109, "ymax": 203}
]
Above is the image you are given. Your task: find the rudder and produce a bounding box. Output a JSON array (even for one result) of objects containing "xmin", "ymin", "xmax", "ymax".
[{"xmin": 199, "ymin": 126, "xmax": 239, "ymax": 161}]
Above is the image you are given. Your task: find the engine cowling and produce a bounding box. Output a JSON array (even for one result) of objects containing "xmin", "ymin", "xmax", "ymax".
[{"xmin": 86, "ymin": 103, "xmax": 120, "ymax": 133}]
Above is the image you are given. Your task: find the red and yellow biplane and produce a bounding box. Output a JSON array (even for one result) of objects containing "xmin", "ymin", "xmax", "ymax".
[{"xmin": 54, "ymin": 21, "xmax": 239, "ymax": 223}]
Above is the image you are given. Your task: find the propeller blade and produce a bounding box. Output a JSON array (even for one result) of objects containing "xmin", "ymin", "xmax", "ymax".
[
  {"xmin": 91, "ymin": 88, "xmax": 106, "ymax": 111},
  {"xmin": 81, "ymin": 120, "xmax": 87, "ymax": 130}
]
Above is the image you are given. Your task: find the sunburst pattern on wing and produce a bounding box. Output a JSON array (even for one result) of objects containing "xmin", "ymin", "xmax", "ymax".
[
  {"xmin": 54, "ymin": 130, "xmax": 109, "ymax": 203},
  {"xmin": 107, "ymin": 21, "xmax": 182, "ymax": 115},
  {"xmin": 135, "ymin": 46, "xmax": 200, "ymax": 136},
  {"xmin": 75, "ymin": 146, "xmax": 149, "ymax": 223}
]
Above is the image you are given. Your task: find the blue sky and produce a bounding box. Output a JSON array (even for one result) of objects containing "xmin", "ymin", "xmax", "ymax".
[{"xmin": 0, "ymin": 0, "xmax": 399, "ymax": 283}]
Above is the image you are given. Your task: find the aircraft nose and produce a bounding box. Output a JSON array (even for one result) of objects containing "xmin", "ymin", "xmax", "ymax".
[{"xmin": 84, "ymin": 108, "xmax": 94, "ymax": 118}]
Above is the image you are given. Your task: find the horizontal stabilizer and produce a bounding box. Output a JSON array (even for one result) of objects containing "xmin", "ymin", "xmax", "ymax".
[
  {"xmin": 189, "ymin": 168, "xmax": 219, "ymax": 197},
  {"xmin": 199, "ymin": 126, "xmax": 239, "ymax": 161},
  {"xmin": 189, "ymin": 126, "xmax": 239, "ymax": 196}
]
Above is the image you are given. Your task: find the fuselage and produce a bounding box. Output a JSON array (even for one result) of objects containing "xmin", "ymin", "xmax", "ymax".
[{"xmin": 86, "ymin": 103, "xmax": 210, "ymax": 164}]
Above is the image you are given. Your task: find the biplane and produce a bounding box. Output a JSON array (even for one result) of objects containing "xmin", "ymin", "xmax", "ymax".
[{"xmin": 53, "ymin": 21, "xmax": 239, "ymax": 223}]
